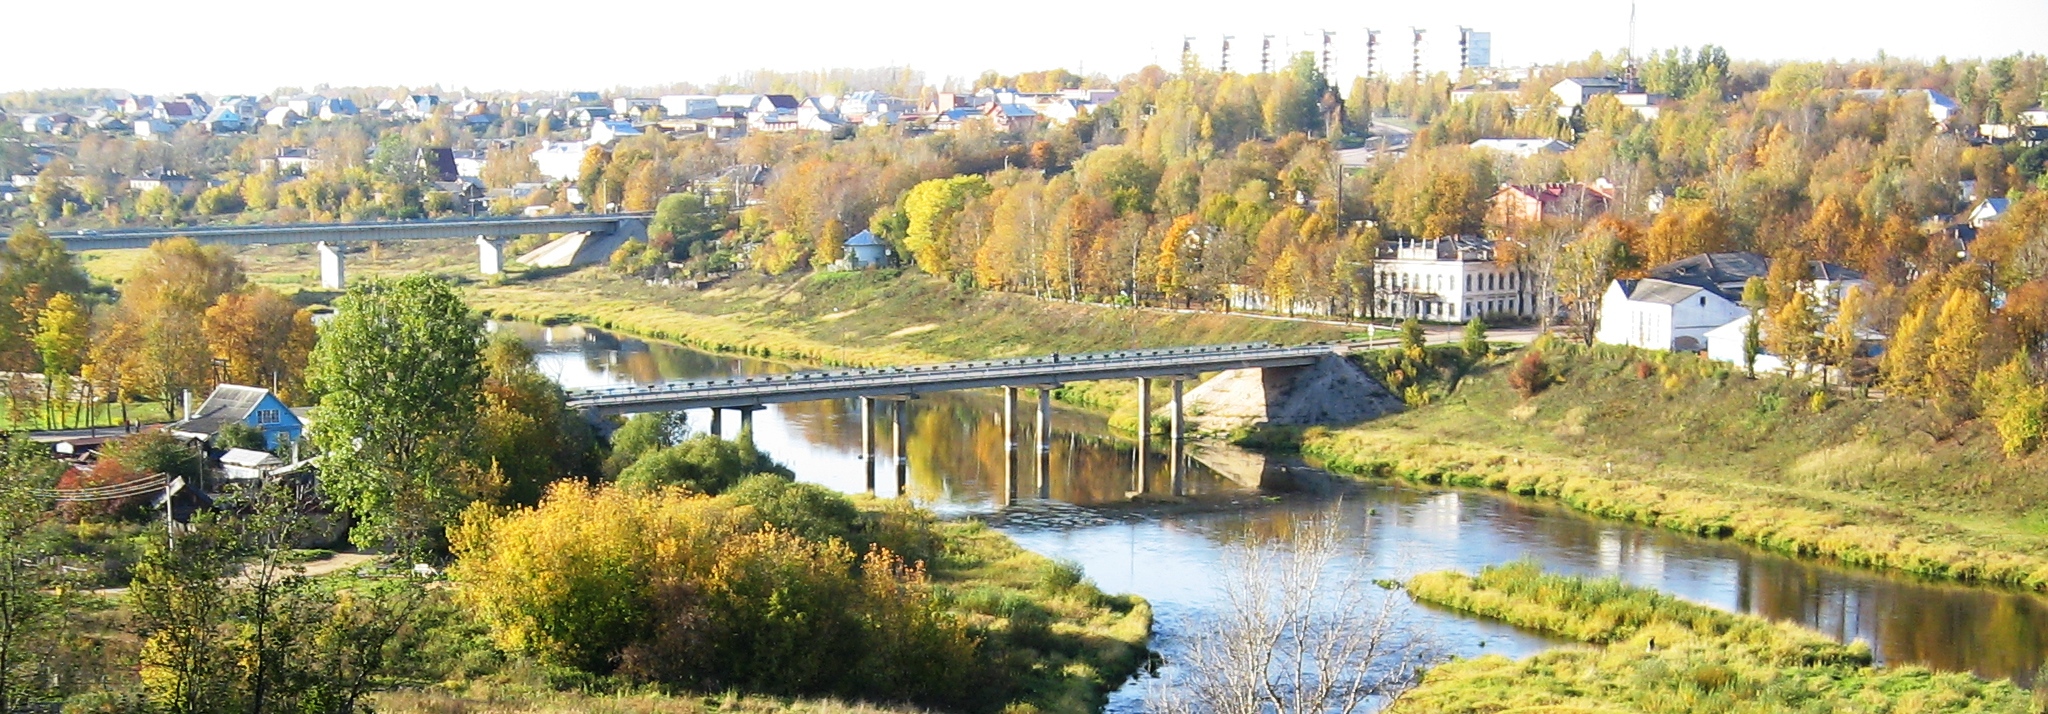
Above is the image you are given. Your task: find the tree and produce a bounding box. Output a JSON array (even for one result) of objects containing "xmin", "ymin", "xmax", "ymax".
[
  {"xmin": 202, "ymin": 288, "xmax": 317, "ymax": 401},
  {"xmin": 477, "ymin": 334, "xmax": 597, "ymax": 505},
  {"xmin": 1461, "ymin": 317, "xmax": 1488, "ymax": 362},
  {"xmin": 577, "ymin": 145, "xmax": 610, "ymax": 210},
  {"xmin": 306, "ymin": 275, "xmax": 485, "ymax": 552},
  {"xmin": 900, "ymin": 175, "xmax": 991, "ymax": 277},
  {"xmin": 99, "ymin": 238, "xmax": 245, "ymax": 406},
  {"xmin": 1146, "ymin": 514, "xmax": 1436, "ymax": 714},
  {"xmin": 1882, "ymin": 306, "xmax": 1934, "ymax": 395},
  {"xmin": 614, "ymin": 434, "xmax": 791, "ymax": 495},
  {"xmin": 0, "ymin": 223, "xmax": 89, "ymax": 373},
  {"xmin": 0, "ymin": 436, "xmax": 65, "ymax": 713},
  {"xmin": 1927, "ymin": 285, "xmax": 1990, "ymax": 404},
  {"xmin": 1825, "ymin": 286, "xmax": 1868, "ymax": 385},
  {"xmin": 32, "ymin": 294, "xmax": 89, "ymax": 428}
]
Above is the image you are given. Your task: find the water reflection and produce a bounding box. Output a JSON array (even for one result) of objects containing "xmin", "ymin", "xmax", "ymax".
[{"xmin": 500, "ymin": 321, "xmax": 2048, "ymax": 692}]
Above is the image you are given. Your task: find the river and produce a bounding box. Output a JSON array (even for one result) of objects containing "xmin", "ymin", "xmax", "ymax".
[{"xmin": 500, "ymin": 321, "xmax": 2048, "ymax": 706}]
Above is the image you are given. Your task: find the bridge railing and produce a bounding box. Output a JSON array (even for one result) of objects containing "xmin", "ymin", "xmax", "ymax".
[{"xmin": 566, "ymin": 342, "xmax": 1344, "ymax": 406}]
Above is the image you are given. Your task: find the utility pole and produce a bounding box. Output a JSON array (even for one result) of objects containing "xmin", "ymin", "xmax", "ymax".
[{"xmin": 1624, "ymin": 1, "xmax": 1640, "ymax": 91}]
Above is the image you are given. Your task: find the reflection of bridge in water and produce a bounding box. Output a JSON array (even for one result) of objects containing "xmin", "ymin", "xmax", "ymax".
[{"xmin": 561, "ymin": 341, "xmax": 1353, "ymax": 498}]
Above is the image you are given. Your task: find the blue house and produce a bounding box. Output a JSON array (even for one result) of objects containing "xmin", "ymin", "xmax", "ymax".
[
  {"xmin": 171, "ymin": 385, "xmax": 305, "ymax": 451},
  {"xmin": 844, "ymin": 230, "xmax": 892, "ymax": 268}
]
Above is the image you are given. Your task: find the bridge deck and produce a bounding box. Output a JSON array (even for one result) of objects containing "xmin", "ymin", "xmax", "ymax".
[
  {"xmin": 565, "ymin": 342, "xmax": 1344, "ymax": 415},
  {"xmin": 46, "ymin": 213, "xmax": 653, "ymax": 251}
]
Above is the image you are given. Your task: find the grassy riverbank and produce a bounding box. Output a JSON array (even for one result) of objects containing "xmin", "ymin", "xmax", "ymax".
[
  {"xmin": 1395, "ymin": 562, "xmax": 2035, "ymax": 713},
  {"xmin": 1299, "ymin": 342, "xmax": 2048, "ymax": 592}
]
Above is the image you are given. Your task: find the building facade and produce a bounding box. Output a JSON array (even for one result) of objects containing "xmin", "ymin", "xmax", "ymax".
[{"xmin": 1371, "ymin": 237, "xmax": 1536, "ymax": 322}]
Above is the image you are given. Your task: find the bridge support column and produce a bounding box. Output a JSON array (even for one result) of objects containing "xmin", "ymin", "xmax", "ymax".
[
  {"xmin": 1002, "ymin": 386, "xmax": 1018, "ymax": 504},
  {"xmin": 1036, "ymin": 387, "xmax": 1054, "ymax": 499},
  {"xmin": 709, "ymin": 408, "xmax": 723, "ymax": 438},
  {"xmin": 892, "ymin": 400, "xmax": 909, "ymax": 494},
  {"xmin": 860, "ymin": 397, "xmax": 877, "ymax": 492},
  {"xmin": 1170, "ymin": 378, "xmax": 1186, "ymax": 445},
  {"xmin": 735, "ymin": 406, "xmax": 761, "ymax": 447},
  {"xmin": 1136, "ymin": 378, "xmax": 1152, "ymax": 437},
  {"xmin": 477, "ymin": 235, "xmax": 506, "ymax": 276},
  {"xmin": 316, "ymin": 242, "xmax": 345, "ymax": 289}
]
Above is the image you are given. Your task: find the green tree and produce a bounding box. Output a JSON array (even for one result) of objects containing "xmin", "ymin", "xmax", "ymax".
[
  {"xmin": 900, "ymin": 175, "xmax": 991, "ymax": 277},
  {"xmin": 1461, "ymin": 317, "xmax": 1488, "ymax": 362},
  {"xmin": 478, "ymin": 334, "xmax": 598, "ymax": 505},
  {"xmin": 32, "ymin": 293, "xmax": 89, "ymax": 428},
  {"xmin": 0, "ymin": 436, "xmax": 64, "ymax": 713},
  {"xmin": 615, "ymin": 434, "xmax": 791, "ymax": 495},
  {"xmin": 306, "ymin": 275, "xmax": 485, "ymax": 552}
]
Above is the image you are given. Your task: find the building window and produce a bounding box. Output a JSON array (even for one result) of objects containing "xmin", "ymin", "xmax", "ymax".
[{"xmin": 256, "ymin": 409, "xmax": 279, "ymax": 425}]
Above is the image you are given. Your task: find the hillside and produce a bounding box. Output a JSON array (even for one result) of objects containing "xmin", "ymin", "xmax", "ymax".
[{"xmin": 1302, "ymin": 341, "xmax": 2048, "ymax": 589}]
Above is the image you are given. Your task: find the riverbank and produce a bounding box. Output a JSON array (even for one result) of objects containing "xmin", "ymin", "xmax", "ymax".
[
  {"xmin": 1300, "ymin": 342, "xmax": 2048, "ymax": 592},
  {"xmin": 1394, "ymin": 562, "xmax": 2036, "ymax": 712}
]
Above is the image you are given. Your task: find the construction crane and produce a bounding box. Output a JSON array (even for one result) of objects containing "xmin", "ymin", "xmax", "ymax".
[
  {"xmin": 1410, "ymin": 27, "xmax": 1426, "ymax": 84},
  {"xmin": 1221, "ymin": 35, "xmax": 1234, "ymax": 73}
]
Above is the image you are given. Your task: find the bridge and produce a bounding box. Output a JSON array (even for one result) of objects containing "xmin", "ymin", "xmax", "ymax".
[
  {"xmin": 564, "ymin": 341, "xmax": 1349, "ymax": 493},
  {"xmin": 45, "ymin": 213, "xmax": 651, "ymax": 288}
]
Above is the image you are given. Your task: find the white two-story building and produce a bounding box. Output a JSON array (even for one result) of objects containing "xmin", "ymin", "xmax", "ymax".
[{"xmin": 1372, "ymin": 236, "xmax": 1536, "ymax": 322}]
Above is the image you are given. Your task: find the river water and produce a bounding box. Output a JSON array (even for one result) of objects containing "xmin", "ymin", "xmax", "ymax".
[{"xmin": 501, "ymin": 321, "xmax": 2048, "ymax": 705}]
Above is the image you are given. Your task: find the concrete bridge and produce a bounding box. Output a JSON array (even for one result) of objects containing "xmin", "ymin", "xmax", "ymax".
[
  {"xmin": 564, "ymin": 341, "xmax": 1351, "ymax": 493},
  {"xmin": 44, "ymin": 213, "xmax": 651, "ymax": 288}
]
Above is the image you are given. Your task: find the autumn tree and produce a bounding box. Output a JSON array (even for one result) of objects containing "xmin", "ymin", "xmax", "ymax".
[
  {"xmin": 900, "ymin": 175, "xmax": 991, "ymax": 277},
  {"xmin": 0, "ymin": 223, "xmax": 90, "ymax": 373},
  {"xmin": 201, "ymin": 287, "xmax": 318, "ymax": 401},
  {"xmin": 98, "ymin": 238, "xmax": 245, "ymax": 406},
  {"xmin": 1927, "ymin": 283, "xmax": 1990, "ymax": 405},
  {"xmin": 0, "ymin": 435, "xmax": 66, "ymax": 713},
  {"xmin": 33, "ymin": 294, "xmax": 89, "ymax": 428}
]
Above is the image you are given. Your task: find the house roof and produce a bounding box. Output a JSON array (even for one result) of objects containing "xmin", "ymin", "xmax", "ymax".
[
  {"xmin": 844, "ymin": 230, "xmax": 884, "ymax": 247},
  {"xmin": 220, "ymin": 448, "xmax": 281, "ymax": 468},
  {"xmin": 174, "ymin": 384, "xmax": 281, "ymax": 438},
  {"xmin": 1648, "ymin": 252, "xmax": 1864, "ymax": 299},
  {"xmin": 761, "ymin": 95, "xmax": 801, "ymax": 110},
  {"xmin": 1619, "ymin": 278, "xmax": 1708, "ymax": 305},
  {"xmin": 1560, "ymin": 76, "xmax": 1626, "ymax": 90}
]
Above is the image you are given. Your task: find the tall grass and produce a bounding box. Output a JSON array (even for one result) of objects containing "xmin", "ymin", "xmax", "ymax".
[{"xmin": 1395, "ymin": 564, "xmax": 2034, "ymax": 714}]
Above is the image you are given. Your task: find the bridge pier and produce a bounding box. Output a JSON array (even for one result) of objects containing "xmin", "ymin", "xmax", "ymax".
[
  {"xmin": 709, "ymin": 408, "xmax": 723, "ymax": 438},
  {"xmin": 477, "ymin": 235, "xmax": 507, "ymax": 275},
  {"xmin": 316, "ymin": 242, "xmax": 345, "ymax": 289},
  {"xmin": 1002, "ymin": 386, "xmax": 1018, "ymax": 504},
  {"xmin": 1136, "ymin": 378, "xmax": 1152, "ymax": 437},
  {"xmin": 1170, "ymin": 377, "xmax": 1186, "ymax": 445},
  {"xmin": 892, "ymin": 400, "xmax": 910, "ymax": 494},
  {"xmin": 1036, "ymin": 386, "xmax": 1054, "ymax": 499},
  {"xmin": 860, "ymin": 396, "xmax": 877, "ymax": 492}
]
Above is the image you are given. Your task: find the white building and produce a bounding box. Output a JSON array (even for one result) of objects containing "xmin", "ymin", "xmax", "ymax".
[
  {"xmin": 659, "ymin": 94, "xmax": 719, "ymax": 119},
  {"xmin": 1371, "ymin": 237, "xmax": 1535, "ymax": 322},
  {"xmin": 1704, "ymin": 315, "xmax": 1787, "ymax": 373},
  {"xmin": 1470, "ymin": 138, "xmax": 1572, "ymax": 157},
  {"xmin": 531, "ymin": 141, "xmax": 590, "ymax": 181},
  {"xmin": 1594, "ymin": 278, "xmax": 1748, "ymax": 352}
]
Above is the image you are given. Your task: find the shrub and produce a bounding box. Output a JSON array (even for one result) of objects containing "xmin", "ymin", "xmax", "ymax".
[{"xmin": 1508, "ymin": 350, "xmax": 1554, "ymax": 399}]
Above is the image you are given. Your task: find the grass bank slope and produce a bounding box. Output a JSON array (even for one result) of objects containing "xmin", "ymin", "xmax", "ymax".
[
  {"xmin": 1302, "ymin": 343, "xmax": 2048, "ymax": 591},
  {"xmin": 1397, "ymin": 562, "xmax": 2033, "ymax": 713}
]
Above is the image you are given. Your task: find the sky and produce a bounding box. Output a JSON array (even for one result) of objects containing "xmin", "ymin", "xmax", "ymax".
[{"xmin": 6, "ymin": 0, "xmax": 2045, "ymax": 95}]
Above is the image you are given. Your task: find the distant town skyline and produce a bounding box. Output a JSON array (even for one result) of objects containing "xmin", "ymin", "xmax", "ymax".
[{"xmin": 7, "ymin": 0, "xmax": 2046, "ymax": 95}]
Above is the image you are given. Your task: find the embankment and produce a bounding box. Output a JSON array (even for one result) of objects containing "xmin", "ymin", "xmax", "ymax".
[
  {"xmin": 1301, "ymin": 343, "xmax": 2048, "ymax": 592},
  {"xmin": 1394, "ymin": 562, "xmax": 2034, "ymax": 713}
]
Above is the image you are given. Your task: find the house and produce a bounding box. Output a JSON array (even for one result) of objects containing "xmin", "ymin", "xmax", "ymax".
[
  {"xmin": 219, "ymin": 448, "xmax": 283, "ymax": 482},
  {"xmin": 568, "ymin": 106, "xmax": 614, "ymax": 126},
  {"xmin": 286, "ymin": 95, "xmax": 326, "ymax": 117},
  {"xmin": 753, "ymin": 95, "xmax": 801, "ymax": 114},
  {"xmin": 403, "ymin": 94, "xmax": 440, "ymax": 119},
  {"xmin": 716, "ymin": 94, "xmax": 763, "ymax": 111},
  {"xmin": 121, "ymin": 95, "xmax": 157, "ymax": 115},
  {"xmin": 1968, "ymin": 198, "xmax": 2010, "ymax": 228},
  {"xmin": 1596, "ymin": 252, "xmax": 1868, "ymax": 353},
  {"xmin": 659, "ymin": 94, "xmax": 719, "ymax": 119},
  {"xmin": 1551, "ymin": 77, "xmax": 1626, "ymax": 108},
  {"xmin": 1849, "ymin": 89, "xmax": 1962, "ymax": 127},
  {"xmin": 844, "ymin": 230, "xmax": 891, "ymax": 268},
  {"xmin": 531, "ymin": 141, "xmax": 590, "ymax": 181},
  {"xmin": 1370, "ymin": 236, "xmax": 1535, "ymax": 322},
  {"xmin": 453, "ymin": 149, "xmax": 488, "ymax": 177},
  {"xmin": 200, "ymin": 106, "xmax": 244, "ymax": 133},
  {"xmin": 171, "ymin": 385, "xmax": 305, "ymax": 450},
  {"xmin": 85, "ymin": 109, "xmax": 128, "ymax": 131},
  {"xmin": 262, "ymin": 147, "xmax": 322, "ymax": 174},
  {"xmin": 589, "ymin": 119, "xmax": 643, "ymax": 144},
  {"xmin": 129, "ymin": 169, "xmax": 196, "ymax": 194},
  {"xmin": 1593, "ymin": 277, "xmax": 1748, "ymax": 352},
  {"xmin": 1451, "ymin": 81, "xmax": 1522, "ymax": 103},
  {"xmin": 1703, "ymin": 314, "xmax": 1788, "ymax": 373},
  {"xmin": 1469, "ymin": 138, "xmax": 1572, "ymax": 157},
  {"xmin": 2022, "ymin": 106, "xmax": 2048, "ymax": 128},
  {"xmin": 319, "ymin": 97, "xmax": 359, "ymax": 120},
  {"xmin": 1488, "ymin": 182, "xmax": 1613, "ymax": 230},
  {"xmin": 980, "ymin": 102, "xmax": 1040, "ymax": 132},
  {"xmin": 416, "ymin": 147, "xmax": 459, "ymax": 181},
  {"xmin": 612, "ymin": 97, "xmax": 658, "ymax": 116},
  {"xmin": 264, "ymin": 106, "xmax": 303, "ymax": 128},
  {"xmin": 567, "ymin": 91, "xmax": 602, "ymax": 104},
  {"xmin": 133, "ymin": 118, "xmax": 179, "ymax": 139}
]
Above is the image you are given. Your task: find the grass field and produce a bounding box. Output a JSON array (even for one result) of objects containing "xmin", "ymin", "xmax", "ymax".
[
  {"xmin": 1302, "ymin": 341, "xmax": 2048, "ymax": 591},
  {"xmin": 1395, "ymin": 562, "xmax": 2036, "ymax": 713}
]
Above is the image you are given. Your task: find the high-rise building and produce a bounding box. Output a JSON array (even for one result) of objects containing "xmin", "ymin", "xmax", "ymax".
[{"xmin": 1460, "ymin": 28, "xmax": 1492, "ymax": 68}]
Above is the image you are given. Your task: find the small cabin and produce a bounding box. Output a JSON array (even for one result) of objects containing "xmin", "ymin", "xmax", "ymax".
[
  {"xmin": 843, "ymin": 230, "xmax": 892, "ymax": 268},
  {"xmin": 171, "ymin": 384, "xmax": 305, "ymax": 450},
  {"xmin": 220, "ymin": 448, "xmax": 284, "ymax": 482}
]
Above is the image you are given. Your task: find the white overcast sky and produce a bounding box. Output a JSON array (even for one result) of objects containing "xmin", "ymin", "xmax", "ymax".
[{"xmin": 6, "ymin": 0, "xmax": 2045, "ymax": 95}]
